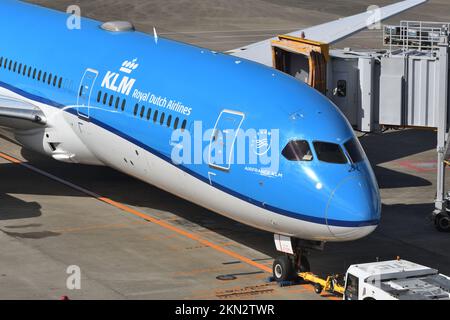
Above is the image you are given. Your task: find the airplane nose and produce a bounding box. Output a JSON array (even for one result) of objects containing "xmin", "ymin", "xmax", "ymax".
[{"xmin": 325, "ymin": 176, "xmax": 380, "ymax": 240}]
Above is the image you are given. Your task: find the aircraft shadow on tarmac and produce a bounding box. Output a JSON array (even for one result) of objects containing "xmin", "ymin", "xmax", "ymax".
[
  {"xmin": 322, "ymin": 202, "xmax": 450, "ymax": 276},
  {"xmin": 360, "ymin": 128, "xmax": 435, "ymax": 189},
  {"xmin": 0, "ymin": 193, "xmax": 42, "ymax": 220},
  {"xmin": 0, "ymin": 193, "xmax": 59, "ymax": 239}
]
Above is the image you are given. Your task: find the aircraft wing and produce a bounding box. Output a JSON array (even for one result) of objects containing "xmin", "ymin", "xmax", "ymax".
[
  {"xmin": 227, "ymin": 0, "xmax": 428, "ymax": 66},
  {"xmin": 0, "ymin": 95, "xmax": 47, "ymax": 131}
]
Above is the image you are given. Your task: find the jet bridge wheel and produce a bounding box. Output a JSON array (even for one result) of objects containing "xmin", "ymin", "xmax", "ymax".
[{"xmin": 435, "ymin": 214, "xmax": 450, "ymax": 232}]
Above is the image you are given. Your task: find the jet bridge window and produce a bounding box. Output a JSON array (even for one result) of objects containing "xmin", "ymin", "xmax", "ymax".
[
  {"xmin": 344, "ymin": 138, "xmax": 365, "ymax": 163},
  {"xmin": 313, "ymin": 142, "xmax": 347, "ymax": 164},
  {"xmin": 282, "ymin": 140, "xmax": 313, "ymax": 161},
  {"xmin": 335, "ymin": 80, "xmax": 347, "ymax": 97}
]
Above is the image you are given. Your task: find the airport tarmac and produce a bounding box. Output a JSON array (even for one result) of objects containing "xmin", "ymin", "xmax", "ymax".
[{"xmin": 0, "ymin": 0, "xmax": 450, "ymax": 300}]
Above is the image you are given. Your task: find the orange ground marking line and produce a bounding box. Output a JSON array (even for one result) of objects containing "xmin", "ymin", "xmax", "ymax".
[
  {"xmin": 0, "ymin": 150, "xmax": 339, "ymax": 300},
  {"xmin": 0, "ymin": 151, "xmax": 271, "ymax": 273}
]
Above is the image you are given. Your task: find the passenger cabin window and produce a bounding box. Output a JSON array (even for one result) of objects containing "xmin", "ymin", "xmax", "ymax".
[
  {"xmin": 344, "ymin": 138, "xmax": 365, "ymax": 163},
  {"xmin": 313, "ymin": 142, "xmax": 347, "ymax": 164},
  {"xmin": 282, "ymin": 140, "xmax": 313, "ymax": 161}
]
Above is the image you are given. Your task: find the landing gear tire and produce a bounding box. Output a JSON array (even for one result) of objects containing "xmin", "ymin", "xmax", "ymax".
[
  {"xmin": 435, "ymin": 214, "xmax": 450, "ymax": 232},
  {"xmin": 314, "ymin": 283, "xmax": 323, "ymax": 295},
  {"xmin": 273, "ymin": 256, "xmax": 295, "ymax": 282}
]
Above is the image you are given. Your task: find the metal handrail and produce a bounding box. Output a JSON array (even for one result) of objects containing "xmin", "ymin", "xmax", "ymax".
[{"xmin": 383, "ymin": 20, "xmax": 449, "ymax": 51}]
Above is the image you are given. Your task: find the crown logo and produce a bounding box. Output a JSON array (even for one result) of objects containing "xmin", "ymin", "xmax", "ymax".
[{"xmin": 120, "ymin": 58, "xmax": 139, "ymax": 74}]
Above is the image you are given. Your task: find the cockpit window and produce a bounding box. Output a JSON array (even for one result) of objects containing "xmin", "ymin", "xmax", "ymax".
[
  {"xmin": 344, "ymin": 138, "xmax": 365, "ymax": 163},
  {"xmin": 282, "ymin": 140, "xmax": 313, "ymax": 161},
  {"xmin": 313, "ymin": 142, "xmax": 347, "ymax": 164}
]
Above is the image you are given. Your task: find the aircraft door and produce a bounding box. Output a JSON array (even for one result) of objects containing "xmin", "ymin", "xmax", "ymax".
[
  {"xmin": 77, "ymin": 68, "xmax": 98, "ymax": 119},
  {"xmin": 208, "ymin": 110, "xmax": 245, "ymax": 172}
]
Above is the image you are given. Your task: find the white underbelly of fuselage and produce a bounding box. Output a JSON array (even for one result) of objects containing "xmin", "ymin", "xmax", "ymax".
[{"xmin": 0, "ymin": 86, "xmax": 375, "ymax": 242}]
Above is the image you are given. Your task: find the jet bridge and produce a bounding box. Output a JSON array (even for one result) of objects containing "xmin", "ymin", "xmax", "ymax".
[{"xmin": 272, "ymin": 21, "xmax": 450, "ymax": 232}]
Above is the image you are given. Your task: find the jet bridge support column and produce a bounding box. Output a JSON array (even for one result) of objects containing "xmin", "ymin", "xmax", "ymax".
[{"xmin": 433, "ymin": 34, "xmax": 450, "ymax": 231}]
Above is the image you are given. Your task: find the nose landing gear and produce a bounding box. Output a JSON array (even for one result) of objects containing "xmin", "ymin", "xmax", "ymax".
[
  {"xmin": 272, "ymin": 234, "xmax": 321, "ymax": 282},
  {"xmin": 272, "ymin": 251, "xmax": 311, "ymax": 282}
]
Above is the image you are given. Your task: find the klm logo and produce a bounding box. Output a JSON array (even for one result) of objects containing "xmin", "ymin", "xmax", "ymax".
[{"xmin": 101, "ymin": 58, "xmax": 139, "ymax": 95}]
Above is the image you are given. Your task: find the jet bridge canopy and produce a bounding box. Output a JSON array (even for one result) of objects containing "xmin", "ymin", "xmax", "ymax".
[{"xmin": 271, "ymin": 35, "xmax": 329, "ymax": 94}]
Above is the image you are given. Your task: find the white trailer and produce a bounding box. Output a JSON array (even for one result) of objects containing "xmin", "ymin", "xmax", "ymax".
[
  {"xmin": 299, "ymin": 259, "xmax": 450, "ymax": 300},
  {"xmin": 342, "ymin": 259, "xmax": 450, "ymax": 300}
]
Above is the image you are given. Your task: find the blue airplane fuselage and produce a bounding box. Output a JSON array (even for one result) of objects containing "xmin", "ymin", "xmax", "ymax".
[{"xmin": 0, "ymin": 0, "xmax": 381, "ymax": 241}]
